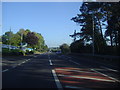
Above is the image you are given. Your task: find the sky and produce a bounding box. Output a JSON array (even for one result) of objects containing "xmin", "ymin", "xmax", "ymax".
[{"xmin": 2, "ymin": 2, "xmax": 82, "ymax": 47}]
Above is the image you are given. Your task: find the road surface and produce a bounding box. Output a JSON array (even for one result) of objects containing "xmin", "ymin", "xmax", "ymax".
[{"xmin": 2, "ymin": 53, "xmax": 120, "ymax": 89}]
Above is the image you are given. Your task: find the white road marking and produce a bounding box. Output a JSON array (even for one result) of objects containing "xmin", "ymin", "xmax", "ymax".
[
  {"xmin": 65, "ymin": 86, "xmax": 90, "ymax": 90},
  {"xmin": 22, "ymin": 61, "xmax": 25, "ymax": 63},
  {"xmin": 3, "ymin": 58, "xmax": 31, "ymax": 72},
  {"xmin": 2, "ymin": 69, "xmax": 9, "ymax": 72},
  {"xmin": 49, "ymin": 60, "xmax": 53, "ymax": 66},
  {"xmin": 52, "ymin": 69, "xmax": 63, "ymax": 89},
  {"xmin": 69, "ymin": 60, "xmax": 80, "ymax": 65},
  {"xmin": 100, "ymin": 66, "xmax": 118, "ymax": 72},
  {"xmin": 92, "ymin": 68, "xmax": 109, "ymax": 71},
  {"xmin": 58, "ymin": 74, "xmax": 115, "ymax": 82},
  {"xmin": 91, "ymin": 69, "xmax": 120, "ymax": 82},
  {"xmin": 56, "ymin": 68, "xmax": 96, "ymax": 74},
  {"xmin": 18, "ymin": 63, "xmax": 21, "ymax": 66}
]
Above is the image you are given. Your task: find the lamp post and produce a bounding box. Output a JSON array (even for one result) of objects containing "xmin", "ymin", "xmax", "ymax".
[{"xmin": 9, "ymin": 27, "xmax": 12, "ymax": 51}]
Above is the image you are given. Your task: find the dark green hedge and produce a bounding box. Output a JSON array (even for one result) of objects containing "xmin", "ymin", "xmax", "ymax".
[{"xmin": 2, "ymin": 48, "xmax": 25, "ymax": 56}]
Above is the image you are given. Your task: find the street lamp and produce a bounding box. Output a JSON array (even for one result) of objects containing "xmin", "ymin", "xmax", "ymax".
[{"xmin": 9, "ymin": 27, "xmax": 12, "ymax": 51}]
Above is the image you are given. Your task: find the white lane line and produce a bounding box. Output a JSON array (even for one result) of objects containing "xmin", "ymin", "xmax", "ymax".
[
  {"xmin": 56, "ymin": 69, "xmax": 96, "ymax": 74},
  {"xmin": 22, "ymin": 61, "xmax": 25, "ymax": 63},
  {"xmin": 69, "ymin": 60, "xmax": 80, "ymax": 65},
  {"xmin": 49, "ymin": 60, "xmax": 53, "ymax": 66},
  {"xmin": 100, "ymin": 66, "xmax": 119, "ymax": 72},
  {"xmin": 58, "ymin": 74, "xmax": 115, "ymax": 82},
  {"xmin": 91, "ymin": 69, "xmax": 120, "ymax": 82},
  {"xmin": 18, "ymin": 63, "xmax": 21, "ymax": 66},
  {"xmin": 52, "ymin": 69, "xmax": 63, "ymax": 89},
  {"xmin": 2, "ymin": 69, "xmax": 9, "ymax": 72},
  {"xmin": 65, "ymin": 86, "xmax": 90, "ymax": 90},
  {"xmin": 3, "ymin": 58, "xmax": 31, "ymax": 72}
]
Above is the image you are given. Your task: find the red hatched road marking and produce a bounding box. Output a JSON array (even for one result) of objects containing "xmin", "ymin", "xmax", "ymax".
[{"xmin": 55, "ymin": 67, "xmax": 119, "ymax": 88}]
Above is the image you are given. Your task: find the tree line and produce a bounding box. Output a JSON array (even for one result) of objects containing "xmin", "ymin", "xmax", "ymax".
[
  {"xmin": 1, "ymin": 28, "xmax": 48, "ymax": 52},
  {"xmin": 70, "ymin": 2, "xmax": 120, "ymax": 55}
]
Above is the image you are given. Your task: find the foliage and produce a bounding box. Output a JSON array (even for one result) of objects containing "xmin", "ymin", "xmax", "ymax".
[
  {"xmin": 25, "ymin": 32, "xmax": 39, "ymax": 47},
  {"xmin": 2, "ymin": 31, "xmax": 14, "ymax": 45},
  {"xmin": 60, "ymin": 43, "xmax": 70, "ymax": 54},
  {"xmin": 2, "ymin": 48, "xmax": 25, "ymax": 56},
  {"xmin": 1, "ymin": 28, "xmax": 48, "ymax": 52},
  {"xmin": 70, "ymin": 2, "xmax": 119, "ymax": 55}
]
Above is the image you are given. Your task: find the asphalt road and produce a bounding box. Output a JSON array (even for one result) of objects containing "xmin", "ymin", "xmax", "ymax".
[{"xmin": 2, "ymin": 53, "xmax": 120, "ymax": 89}]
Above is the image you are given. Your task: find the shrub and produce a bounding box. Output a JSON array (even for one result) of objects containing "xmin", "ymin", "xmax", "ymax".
[
  {"xmin": 2, "ymin": 48, "xmax": 25, "ymax": 56},
  {"xmin": 60, "ymin": 43, "xmax": 70, "ymax": 54}
]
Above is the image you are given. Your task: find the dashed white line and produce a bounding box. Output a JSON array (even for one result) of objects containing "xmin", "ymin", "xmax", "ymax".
[
  {"xmin": 18, "ymin": 63, "xmax": 21, "ymax": 66},
  {"xmin": 49, "ymin": 60, "xmax": 53, "ymax": 66},
  {"xmin": 2, "ymin": 69, "xmax": 9, "ymax": 72},
  {"xmin": 22, "ymin": 61, "xmax": 26, "ymax": 63},
  {"xmin": 65, "ymin": 86, "xmax": 90, "ymax": 90},
  {"xmin": 2, "ymin": 58, "xmax": 31, "ymax": 72},
  {"xmin": 91, "ymin": 69, "xmax": 120, "ymax": 82},
  {"xmin": 100, "ymin": 66, "xmax": 118, "ymax": 72},
  {"xmin": 52, "ymin": 69, "xmax": 63, "ymax": 89},
  {"xmin": 69, "ymin": 60, "xmax": 80, "ymax": 65}
]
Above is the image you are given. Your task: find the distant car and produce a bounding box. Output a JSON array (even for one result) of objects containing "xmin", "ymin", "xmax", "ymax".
[
  {"xmin": 2, "ymin": 44, "xmax": 18, "ymax": 49},
  {"xmin": 25, "ymin": 48, "xmax": 33, "ymax": 52}
]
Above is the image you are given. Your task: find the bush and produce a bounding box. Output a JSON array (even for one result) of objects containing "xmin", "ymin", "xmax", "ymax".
[
  {"xmin": 29, "ymin": 51, "xmax": 34, "ymax": 54},
  {"xmin": 2, "ymin": 48, "xmax": 25, "ymax": 56},
  {"xmin": 70, "ymin": 40, "xmax": 92, "ymax": 53},
  {"xmin": 60, "ymin": 43, "xmax": 70, "ymax": 54}
]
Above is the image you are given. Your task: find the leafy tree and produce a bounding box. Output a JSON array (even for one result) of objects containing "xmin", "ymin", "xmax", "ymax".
[
  {"xmin": 25, "ymin": 32, "xmax": 39, "ymax": 48},
  {"xmin": 60, "ymin": 43, "xmax": 70, "ymax": 54},
  {"xmin": 2, "ymin": 28, "xmax": 48, "ymax": 52},
  {"xmin": 102, "ymin": 2, "xmax": 120, "ymax": 47},
  {"xmin": 10, "ymin": 34, "xmax": 21, "ymax": 46},
  {"xmin": 71, "ymin": 2, "xmax": 108, "ymax": 54},
  {"xmin": 2, "ymin": 31, "xmax": 13, "ymax": 45},
  {"xmin": 70, "ymin": 2, "xmax": 120, "ymax": 55},
  {"xmin": 17, "ymin": 29, "xmax": 30, "ymax": 44},
  {"xmin": 34, "ymin": 33, "xmax": 45, "ymax": 50}
]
